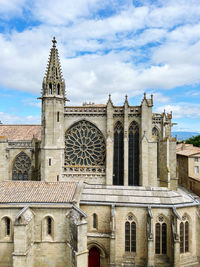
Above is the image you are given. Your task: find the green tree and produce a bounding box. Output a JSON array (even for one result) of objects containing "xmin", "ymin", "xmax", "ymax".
[{"xmin": 185, "ymin": 135, "xmax": 200, "ymax": 147}]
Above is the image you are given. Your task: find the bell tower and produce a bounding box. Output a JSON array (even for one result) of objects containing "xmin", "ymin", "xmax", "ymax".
[{"xmin": 40, "ymin": 37, "xmax": 67, "ymax": 181}]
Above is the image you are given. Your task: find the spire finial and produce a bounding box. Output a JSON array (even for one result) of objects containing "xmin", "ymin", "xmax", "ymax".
[{"xmin": 52, "ymin": 37, "xmax": 57, "ymax": 48}]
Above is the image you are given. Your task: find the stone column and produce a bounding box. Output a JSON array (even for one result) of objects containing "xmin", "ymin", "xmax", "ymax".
[
  {"xmin": 124, "ymin": 96, "xmax": 129, "ymax": 186},
  {"xmin": 147, "ymin": 238, "xmax": 155, "ymax": 267},
  {"xmin": 147, "ymin": 207, "xmax": 154, "ymax": 267},
  {"xmin": 110, "ymin": 204, "xmax": 116, "ymax": 266},
  {"xmin": 106, "ymin": 95, "xmax": 114, "ymax": 185},
  {"xmin": 174, "ymin": 240, "xmax": 180, "ymax": 267}
]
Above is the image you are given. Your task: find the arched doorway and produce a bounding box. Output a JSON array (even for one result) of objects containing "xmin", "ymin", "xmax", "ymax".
[{"xmin": 88, "ymin": 247, "xmax": 100, "ymax": 267}]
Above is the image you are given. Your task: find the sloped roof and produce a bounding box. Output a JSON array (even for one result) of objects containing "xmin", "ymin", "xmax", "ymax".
[
  {"xmin": 0, "ymin": 125, "xmax": 41, "ymax": 141},
  {"xmin": 176, "ymin": 144, "xmax": 200, "ymax": 157},
  {"xmin": 80, "ymin": 184, "xmax": 198, "ymax": 206},
  {"xmin": 0, "ymin": 181, "xmax": 77, "ymax": 203}
]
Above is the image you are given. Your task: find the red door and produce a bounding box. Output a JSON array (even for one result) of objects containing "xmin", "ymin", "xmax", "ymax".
[{"xmin": 88, "ymin": 247, "xmax": 100, "ymax": 267}]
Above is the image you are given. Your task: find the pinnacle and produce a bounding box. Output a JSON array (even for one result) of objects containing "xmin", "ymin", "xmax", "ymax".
[{"xmin": 52, "ymin": 37, "xmax": 57, "ymax": 48}]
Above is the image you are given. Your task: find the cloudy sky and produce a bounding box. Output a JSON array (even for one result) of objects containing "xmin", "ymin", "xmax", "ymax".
[{"xmin": 0, "ymin": 0, "xmax": 200, "ymax": 132}]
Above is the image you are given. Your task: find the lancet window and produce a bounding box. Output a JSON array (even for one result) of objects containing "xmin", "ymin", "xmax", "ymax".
[
  {"xmin": 65, "ymin": 120, "xmax": 106, "ymax": 167},
  {"xmin": 180, "ymin": 220, "xmax": 189, "ymax": 253},
  {"xmin": 12, "ymin": 152, "xmax": 31, "ymax": 180},
  {"xmin": 128, "ymin": 121, "xmax": 139, "ymax": 185},
  {"xmin": 125, "ymin": 214, "xmax": 136, "ymax": 252},
  {"xmin": 47, "ymin": 217, "xmax": 52, "ymax": 235},
  {"xmin": 155, "ymin": 216, "xmax": 167, "ymax": 254},
  {"xmin": 93, "ymin": 213, "xmax": 98, "ymax": 229},
  {"xmin": 113, "ymin": 121, "xmax": 124, "ymax": 185}
]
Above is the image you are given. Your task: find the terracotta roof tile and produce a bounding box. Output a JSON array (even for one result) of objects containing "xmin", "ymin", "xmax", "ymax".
[
  {"xmin": 176, "ymin": 144, "xmax": 200, "ymax": 156},
  {"xmin": 0, "ymin": 125, "xmax": 41, "ymax": 141},
  {"xmin": 0, "ymin": 181, "xmax": 77, "ymax": 203}
]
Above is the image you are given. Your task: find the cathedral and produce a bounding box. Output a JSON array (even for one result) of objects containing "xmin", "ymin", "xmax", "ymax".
[{"xmin": 0, "ymin": 38, "xmax": 199, "ymax": 267}]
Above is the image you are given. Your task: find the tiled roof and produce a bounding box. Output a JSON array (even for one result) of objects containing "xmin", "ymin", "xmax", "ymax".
[
  {"xmin": 80, "ymin": 184, "xmax": 197, "ymax": 206},
  {"xmin": 0, "ymin": 181, "xmax": 77, "ymax": 203},
  {"xmin": 0, "ymin": 125, "xmax": 41, "ymax": 141},
  {"xmin": 176, "ymin": 144, "xmax": 200, "ymax": 156}
]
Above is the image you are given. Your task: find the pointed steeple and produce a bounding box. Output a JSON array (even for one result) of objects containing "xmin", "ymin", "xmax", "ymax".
[{"xmin": 42, "ymin": 37, "xmax": 66, "ymax": 98}]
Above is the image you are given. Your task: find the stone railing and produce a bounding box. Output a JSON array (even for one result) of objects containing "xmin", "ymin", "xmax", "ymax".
[
  {"xmin": 63, "ymin": 166, "xmax": 106, "ymax": 178},
  {"xmin": 65, "ymin": 106, "xmax": 106, "ymax": 114},
  {"xmin": 8, "ymin": 141, "xmax": 33, "ymax": 148}
]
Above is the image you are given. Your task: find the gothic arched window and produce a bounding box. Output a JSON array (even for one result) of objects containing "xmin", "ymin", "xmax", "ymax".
[
  {"xmin": 152, "ymin": 127, "xmax": 160, "ymax": 177},
  {"xmin": 47, "ymin": 217, "xmax": 52, "ymax": 235},
  {"xmin": 125, "ymin": 215, "xmax": 136, "ymax": 252},
  {"xmin": 65, "ymin": 120, "xmax": 106, "ymax": 166},
  {"xmin": 180, "ymin": 220, "xmax": 189, "ymax": 253},
  {"xmin": 49, "ymin": 83, "xmax": 53, "ymax": 94},
  {"xmin": 129, "ymin": 121, "xmax": 139, "ymax": 185},
  {"xmin": 113, "ymin": 121, "xmax": 124, "ymax": 185},
  {"xmin": 5, "ymin": 217, "xmax": 11, "ymax": 236},
  {"xmin": 57, "ymin": 83, "xmax": 60, "ymax": 95},
  {"xmin": 12, "ymin": 152, "xmax": 31, "ymax": 180},
  {"xmin": 155, "ymin": 218, "xmax": 167, "ymax": 254}
]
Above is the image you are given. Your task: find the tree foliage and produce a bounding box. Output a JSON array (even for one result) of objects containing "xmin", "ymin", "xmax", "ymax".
[{"xmin": 185, "ymin": 135, "xmax": 200, "ymax": 147}]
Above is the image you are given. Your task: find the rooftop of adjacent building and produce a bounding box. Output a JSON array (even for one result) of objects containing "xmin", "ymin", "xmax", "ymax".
[
  {"xmin": 0, "ymin": 181, "xmax": 79, "ymax": 204},
  {"xmin": 176, "ymin": 143, "xmax": 200, "ymax": 157},
  {"xmin": 0, "ymin": 125, "xmax": 41, "ymax": 141},
  {"xmin": 0, "ymin": 181, "xmax": 198, "ymax": 208},
  {"xmin": 80, "ymin": 184, "xmax": 199, "ymax": 207}
]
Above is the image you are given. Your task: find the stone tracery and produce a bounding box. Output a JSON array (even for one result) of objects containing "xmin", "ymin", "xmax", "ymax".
[
  {"xmin": 65, "ymin": 120, "xmax": 106, "ymax": 167},
  {"xmin": 12, "ymin": 152, "xmax": 31, "ymax": 180}
]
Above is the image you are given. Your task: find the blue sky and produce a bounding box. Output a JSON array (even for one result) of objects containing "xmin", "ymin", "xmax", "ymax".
[{"xmin": 0, "ymin": 0, "xmax": 200, "ymax": 132}]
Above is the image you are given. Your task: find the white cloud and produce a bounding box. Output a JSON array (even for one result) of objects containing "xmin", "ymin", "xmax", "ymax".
[
  {"xmin": 0, "ymin": 112, "xmax": 40, "ymax": 124},
  {"xmin": 155, "ymin": 103, "xmax": 200, "ymax": 119},
  {"xmin": 0, "ymin": 0, "xmax": 27, "ymax": 18},
  {"xmin": 0, "ymin": 0, "xmax": 200, "ymax": 110}
]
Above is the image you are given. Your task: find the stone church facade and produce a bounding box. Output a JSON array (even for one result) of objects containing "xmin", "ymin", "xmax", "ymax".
[{"xmin": 0, "ymin": 38, "xmax": 199, "ymax": 267}]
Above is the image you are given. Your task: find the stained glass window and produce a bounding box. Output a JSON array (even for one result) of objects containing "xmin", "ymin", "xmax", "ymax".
[
  {"xmin": 125, "ymin": 216, "xmax": 136, "ymax": 252},
  {"xmin": 155, "ymin": 222, "xmax": 167, "ymax": 254},
  {"xmin": 113, "ymin": 121, "xmax": 124, "ymax": 185},
  {"xmin": 180, "ymin": 222, "xmax": 184, "ymax": 253},
  {"xmin": 180, "ymin": 220, "xmax": 189, "ymax": 253},
  {"xmin": 129, "ymin": 121, "xmax": 139, "ymax": 185},
  {"xmin": 12, "ymin": 152, "xmax": 31, "ymax": 180},
  {"xmin": 65, "ymin": 120, "xmax": 105, "ymax": 166}
]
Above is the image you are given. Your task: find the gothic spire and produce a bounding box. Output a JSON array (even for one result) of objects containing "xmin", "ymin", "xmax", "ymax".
[{"xmin": 42, "ymin": 37, "xmax": 66, "ymax": 98}]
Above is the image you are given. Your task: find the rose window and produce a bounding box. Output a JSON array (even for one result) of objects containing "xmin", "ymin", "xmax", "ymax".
[
  {"xmin": 12, "ymin": 152, "xmax": 31, "ymax": 180},
  {"xmin": 65, "ymin": 120, "xmax": 105, "ymax": 166}
]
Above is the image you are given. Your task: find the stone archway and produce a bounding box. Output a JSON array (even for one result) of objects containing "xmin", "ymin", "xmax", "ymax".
[{"xmin": 88, "ymin": 247, "xmax": 100, "ymax": 267}]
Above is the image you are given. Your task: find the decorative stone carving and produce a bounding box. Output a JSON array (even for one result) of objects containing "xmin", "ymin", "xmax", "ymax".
[
  {"xmin": 65, "ymin": 120, "xmax": 106, "ymax": 167},
  {"xmin": 12, "ymin": 152, "xmax": 31, "ymax": 180}
]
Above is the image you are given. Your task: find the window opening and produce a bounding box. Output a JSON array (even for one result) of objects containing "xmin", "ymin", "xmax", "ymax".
[
  {"xmin": 65, "ymin": 120, "xmax": 105, "ymax": 167},
  {"xmin": 57, "ymin": 83, "xmax": 60, "ymax": 95},
  {"xmin": 194, "ymin": 166, "xmax": 199, "ymax": 174},
  {"xmin": 47, "ymin": 217, "xmax": 52, "ymax": 235},
  {"xmin": 12, "ymin": 152, "xmax": 31, "ymax": 180},
  {"xmin": 49, "ymin": 83, "xmax": 53, "ymax": 94},
  {"xmin": 93, "ymin": 213, "xmax": 98, "ymax": 229},
  {"xmin": 129, "ymin": 121, "xmax": 139, "ymax": 185},
  {"xmin": 49, "ymin": 158, "xmax": 51, "ymax": 166},
  {"xmin": 113, "ymin": 121, "xmax": 124, "ymax": 185},
  {"xmin": 125, "ymin": 215, "xmax": 136, "ymax": 252},
  {"xmin": 6, "ymin": 217, "xmax": 11, "ymax": 236},
  {"xmin": 155, "ymin": 221, "xmax": 167, "ymax": 254}
]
